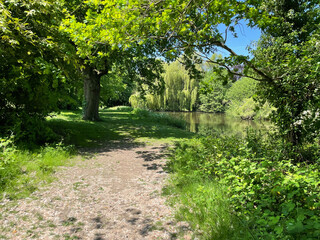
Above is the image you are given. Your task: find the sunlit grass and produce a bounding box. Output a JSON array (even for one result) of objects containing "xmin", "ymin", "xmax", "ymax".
[
  {"xmin": 164, "ymin": 176, "xmax": 253, "ymax": 240},
  {"xmin": 1, "ymin": 107, "xmax": 194, "ymax": 199},
  {"xmin": 0, "ymin": 138, "xmax": 74, "ymax": 199},
  {"xmin": 47, "ymin": 108, "xmax": 194, "ymax": 147}
]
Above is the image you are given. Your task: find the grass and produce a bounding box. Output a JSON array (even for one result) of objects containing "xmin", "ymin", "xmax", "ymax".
[
  {"xmin": 164, "ymin": 176, "xmax": 253, "ymax": 240},
  {"xmin": 0, "ymin": 107, "xmax": 194, "ymax": 199},
  {"xmin": 47, "ymin": 107, "xmax": 193, "ymax": 147},
  {"xmin": 166, "ymin": 133, "xmax": 320, "ymax": 239},
  {"xmin": 0, "ymin": 138, "xmax": 74, "ymax": 199}
]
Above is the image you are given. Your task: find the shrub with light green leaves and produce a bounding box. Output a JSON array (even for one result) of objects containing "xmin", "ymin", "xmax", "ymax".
[{"xmin": 167, "ymin": 132, "xmax": 320, "ymax": 239}]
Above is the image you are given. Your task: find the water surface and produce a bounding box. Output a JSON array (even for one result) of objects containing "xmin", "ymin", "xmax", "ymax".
[{"xmin": 165, "ymin": 112, "xmax": 270, "ymax": 135}]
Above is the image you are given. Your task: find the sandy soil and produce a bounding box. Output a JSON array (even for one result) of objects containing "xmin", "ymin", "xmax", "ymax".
[{"xmin": 0, "ymin": 141, "xmax": 191, "ymax": 240}]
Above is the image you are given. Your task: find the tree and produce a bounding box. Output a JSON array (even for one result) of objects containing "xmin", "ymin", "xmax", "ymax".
[
  {"xmin": 198, "ymin": 54, "xmax": 230, "ymax": 113},
  {"xmin": 0, "ymin": 0, "xmax": 79, "ymax": 142},
  {"xmin": 251, "ymin": 0, "xmax": 320, "ymax": 145},
  {"xmin": 199, "ymin": 71, "xmax": 230, "ymax": 113},
  {"xmin": 61, "ymin": 2, "xmax": 165, "ymax": 121},
  {"xmin": 129, "ymin": 60, "xmax": 199, "ymax": 111},
  {"xmin": 92, "ymin": 0, "xmax": 319, "ymax": 147}
]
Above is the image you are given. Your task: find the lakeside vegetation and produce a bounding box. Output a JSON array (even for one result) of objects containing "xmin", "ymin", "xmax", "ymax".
[
  {"xmin": 166, "ymin": 132, "xmax": 320, "ymax": 239},
  {"xmin": 2, "ymin": 107, "xmax": 319, "ymax": 239},
  {"xmin": 1, "ymin": 1, "xmax": 319, "ymax": 240},
  {"xmin": 130, "ymin": 58, "xmax": 275, "ymax": 121}
]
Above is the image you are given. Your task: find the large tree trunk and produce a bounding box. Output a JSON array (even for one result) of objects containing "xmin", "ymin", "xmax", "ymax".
[{"xmin": 83, "ymin": 66, "xmax": 101, "ymax": 121}]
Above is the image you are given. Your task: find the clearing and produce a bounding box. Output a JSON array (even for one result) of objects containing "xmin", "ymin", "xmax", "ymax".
[{"xmin": 0, "ymin": 109, "xmax": 193, "ymax": 239}]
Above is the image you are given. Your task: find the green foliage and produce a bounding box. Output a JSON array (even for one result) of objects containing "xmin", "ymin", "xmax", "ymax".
[
  {"xmin": 130, "ymin": 60, "xmax": 199, "ymax": 111},
  {"xmin": 198, "ymin": 71, "xmax": 230, "ymax": 113},
  {"xmin": 227, "ymin": 98, "xmax": 256, "ymax": 120},
  {"xmin": 100, "ymin": 67, "xmax": 133, "ymax": 108},
  {"xmin": 225, "ymin": 78, "xmax": 275, "ymax": 120},
  {"xmin": 62, "ymin": 2, "xmax": 166, "ymax": 120},
  {"xmin": 0, "ymin": 0, "xmax": 79, "ymax": 141},
  {"xmin": 12, "ymin": 114, "xmax": 60, "ymax": 146},
  {"xmin": 226, "ymin": 78, "xmax": 257, "ymax": 103},
  {"xmin": 165, "ymin": 178, "xmax": 252, "ymax": 240},
  {"xmin": 226, "ymin": 97, "xmax": 275, "ymax": 121},
  {"xmin": 129, "ymin": 93, "xmax": 147, "ymax": 109},
  {"xmin": 0, "ymin": 136, "xmax": 72, "ymax": 199},
  {"xmin": 251, "ymin": 0, "xmax": 320, "ymax": 145},
  {"xmin": 168, "ymin": 133, "xmax": 320, "ymax": 239}
]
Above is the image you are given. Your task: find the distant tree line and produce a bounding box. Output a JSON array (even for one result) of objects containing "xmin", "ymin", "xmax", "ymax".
[{"xmin": 130, "ymin": 58, "xmax": 274, "ymax": 120}]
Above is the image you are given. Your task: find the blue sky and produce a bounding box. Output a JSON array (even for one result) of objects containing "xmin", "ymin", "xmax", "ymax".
[{"xmin": 216, "ymin": 21, "xmax": 261, "ymax": 56}]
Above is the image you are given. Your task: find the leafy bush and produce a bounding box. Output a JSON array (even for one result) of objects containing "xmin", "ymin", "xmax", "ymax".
[
  {"xmin": 167, "ymin": 132, "xmax": 320, "ymax": 239},
  {"xmin": 226, "ymin": 97, "xmax": 275, "ymax": 120},
  {"xmin": 12, "ymin": 115, "xmax": 59, "ymax": 146},
  {"xmin": 0, "ymin": 137, "xmax": 20, "ymax": 191},
  {"xmin": 225, "ymin": 78, "xmax": 275, "ymax": 120},
  {"xmin": 226, "ymin": 98, "xmax": 257, "ymax": 120}
]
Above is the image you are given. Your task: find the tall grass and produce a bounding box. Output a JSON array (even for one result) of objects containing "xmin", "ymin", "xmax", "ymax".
[
  {"xmin": 0, "ymin": 137, "xmax": 73, "ymax": 199},
  {"xmin": 131, "ymin": 108, "xmax": 186, "ymax": 129},
  {"xmin": 165, "ymin": 176, "xmax": 252, "ymax": 240}
]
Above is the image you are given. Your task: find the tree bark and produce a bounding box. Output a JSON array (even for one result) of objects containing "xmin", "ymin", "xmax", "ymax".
[{"xmin": 83, "ymin": 66, "xmax": 101, "ymax": 121}]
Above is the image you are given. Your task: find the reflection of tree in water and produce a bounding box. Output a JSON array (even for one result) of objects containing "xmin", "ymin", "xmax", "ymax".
[{"xmin": 166, "ymin": 112, "xmax": 270, "ymax": 135}]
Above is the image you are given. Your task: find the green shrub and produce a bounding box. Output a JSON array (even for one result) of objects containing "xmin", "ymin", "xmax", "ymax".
[
  {"xmin": 0, "ymin": 137, "xmax": 20, "ymax": 190},
  {"xmin": 227, "ymin": 98, "xmax": 256, "ymax": 120},
  {"xmin": 12, "ymin": 115, "xmax": 59, "ymax": 146},
  {"xmin": 167, "ymin": 132, "xmax": 320, "ymax": 239},
  {"xmin": 225, "ymin": 77, "xmax": 275, "ymax": 120},
  {"xmin": 227, "ymin": 98, "xmax": 275, "ymax": 120}
]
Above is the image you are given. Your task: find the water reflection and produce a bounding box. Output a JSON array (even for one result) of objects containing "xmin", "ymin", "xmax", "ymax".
[{"xmin": 165, "ymin": 112, "xmax": 270, "ymax": 136}]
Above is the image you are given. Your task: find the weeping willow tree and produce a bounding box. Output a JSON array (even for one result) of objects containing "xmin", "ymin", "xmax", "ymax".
[{"xmin": 130, "ymin": 61, "xmax": 199, "ymax": 111}]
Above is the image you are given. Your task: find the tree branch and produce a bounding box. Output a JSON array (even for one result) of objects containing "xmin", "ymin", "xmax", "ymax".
[{"xmin": 194, "ymin": 52, "xmax": 265, "ymax": 81}]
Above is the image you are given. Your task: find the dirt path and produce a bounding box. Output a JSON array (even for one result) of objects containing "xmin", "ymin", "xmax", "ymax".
[{"xmin": 0, "ymin": 141, "xmax": 190, "ymax": 240}]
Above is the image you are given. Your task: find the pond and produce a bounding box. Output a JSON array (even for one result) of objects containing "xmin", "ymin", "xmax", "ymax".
[{"xmin": 165, "ymin": 112, "xmax": 271, "ymax": 136}]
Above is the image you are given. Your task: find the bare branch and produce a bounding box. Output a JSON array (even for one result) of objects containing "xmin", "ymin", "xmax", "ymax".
[{"xmin": 194, "ymin": 52, "xmax": 265, "ymax": 81}]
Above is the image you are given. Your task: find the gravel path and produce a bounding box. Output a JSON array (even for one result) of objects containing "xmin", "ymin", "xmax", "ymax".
[{"xmin": 0, "ymin": 141, "xmax": 190, "ymax": 240}]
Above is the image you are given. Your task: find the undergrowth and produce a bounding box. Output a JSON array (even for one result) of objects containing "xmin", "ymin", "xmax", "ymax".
[
  {"xmin": 164, "ymin": 176, "xmax": 253, "ymax": 240},
  {"xmin": 166, "ymin": 130, "xmax": 320, "ymax": 239},
  {"xmin": 0, "ymin": 136, "xmax": 73, "ymax": 199}
]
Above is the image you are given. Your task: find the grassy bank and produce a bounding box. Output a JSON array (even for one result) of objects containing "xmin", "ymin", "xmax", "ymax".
[
  {"xmin": 166, "ymin": 132, "xmax": 320, "ymax": 239},
  {"xmin": 0, "ymin": 138, "xmax": 73, "ymax": 199},
  {"xmin": 0, "ymin": 107, "xmax": 193, "ymax": 199}
]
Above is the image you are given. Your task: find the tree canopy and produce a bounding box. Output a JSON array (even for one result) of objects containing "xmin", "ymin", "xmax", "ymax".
[
  {"xmin": 1, "ymin": 0, "xmax": 319, "ymax": 148},
  {"xmin": 0, "ymin": 0, "xmax": 79, "ymax": 142},
  {"xmin": 85, "ymin": 0, "xmax": 320, "ymax": 146}
]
